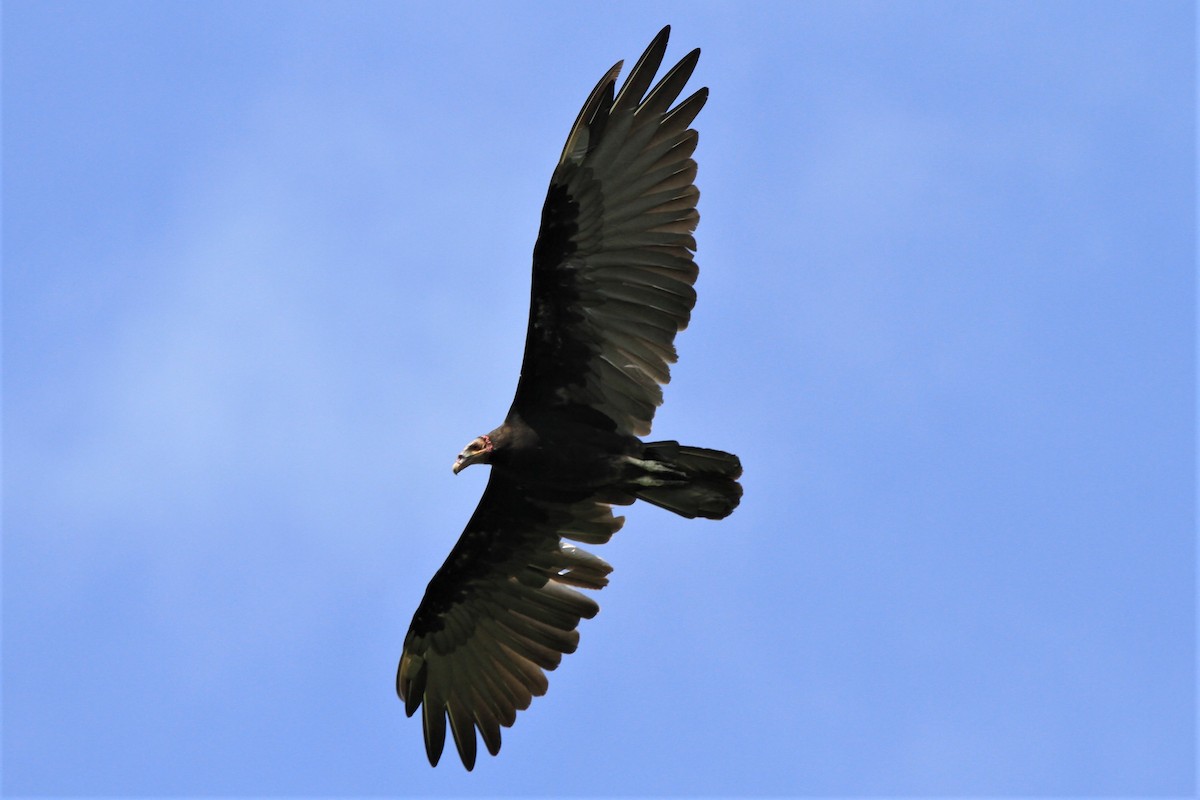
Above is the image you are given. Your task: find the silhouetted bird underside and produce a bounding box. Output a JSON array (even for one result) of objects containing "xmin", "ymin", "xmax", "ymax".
[{"xmin": 397, "ymin": 25, "xmax": 742, "ymax": 770}]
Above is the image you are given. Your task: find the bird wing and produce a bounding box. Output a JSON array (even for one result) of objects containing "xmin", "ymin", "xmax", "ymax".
[
  {"xmin": 509, "ymin": 25, "xmax": 707, "ymax": 437},
  {"xmin": 397, "ymin": 471, "xmax": 623, "ymax": 770}
]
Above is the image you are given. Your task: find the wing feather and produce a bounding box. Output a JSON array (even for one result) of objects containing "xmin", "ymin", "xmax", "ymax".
[
  {"xmin": 446, "ymin": 696, "xmax": 477, "ymax": 771},
  {"xmin": 639, "ymin": 48, "xmax": 701, "ymax": 119},
  {"xmin": 611, "ymin": 26, "xmax": 670, "ymax": 113}
]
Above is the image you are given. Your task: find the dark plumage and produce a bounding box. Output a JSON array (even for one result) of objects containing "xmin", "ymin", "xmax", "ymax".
[{"xmin": 397, "ymin": 26, "xmax": 742, "ymax": 770}]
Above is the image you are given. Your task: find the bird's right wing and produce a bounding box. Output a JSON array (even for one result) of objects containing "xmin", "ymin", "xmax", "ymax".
[{"xmin": 397, "ymin": 472, "xmax": 622, "ymax": 770}]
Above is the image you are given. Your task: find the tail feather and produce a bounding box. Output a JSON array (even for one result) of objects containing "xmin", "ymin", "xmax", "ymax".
[{"xmin": 630, "ymin": 441, "xmax": 743, "ymax": 520}]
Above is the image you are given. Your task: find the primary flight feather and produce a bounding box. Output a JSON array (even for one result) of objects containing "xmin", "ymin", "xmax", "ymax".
[{"xmin": 397, "ymin": 26, "xmax": 742, "ymax": 770}]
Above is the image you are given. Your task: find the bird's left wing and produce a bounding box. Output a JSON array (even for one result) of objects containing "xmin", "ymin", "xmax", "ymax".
[
  {"xmin": 508, "ymin": 25, "xmax": 707, "ymax": 437},
  {"xmin": 397, "ymin": 472, "xmax": 622, "ymax": 769}
]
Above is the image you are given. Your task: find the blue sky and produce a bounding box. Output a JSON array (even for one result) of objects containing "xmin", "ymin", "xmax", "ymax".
[{"xmin": 3, "ymin": 1, "xmax": 1194, "ymax": 796}]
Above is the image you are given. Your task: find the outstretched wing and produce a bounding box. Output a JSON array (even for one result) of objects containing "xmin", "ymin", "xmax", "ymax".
[
  {"xmin": 397, "ymin": 473, "xmax": 623, "ymax": 769},
  {"xmin": 510, "ymin": 25, "xmax": 707, "ymax": 436}
]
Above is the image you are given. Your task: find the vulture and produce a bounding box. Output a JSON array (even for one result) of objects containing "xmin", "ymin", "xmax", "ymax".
[{"xmin": 397, "ymin": 26, "xmax": 742, "ymax": 770}]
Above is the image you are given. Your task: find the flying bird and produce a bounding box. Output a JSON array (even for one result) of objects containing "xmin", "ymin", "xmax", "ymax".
[{"xmin": 397, "ymin": 26, "xmax": 742, "ymax": 770}]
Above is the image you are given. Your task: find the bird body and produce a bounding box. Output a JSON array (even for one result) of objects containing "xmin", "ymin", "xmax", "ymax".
[
  {"xmin": 398, "ymin": 26, "xmax": 742, "ymax": 770},
  {"xmin": 473, "ymin": 414, "xmax": 739, "ymax": 512},
  {"xmin": 480, "ymin": 412, "xmax": 638, "ymax": 489}
]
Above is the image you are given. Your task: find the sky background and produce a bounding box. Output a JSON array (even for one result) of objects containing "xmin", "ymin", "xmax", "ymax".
[{"xmin": 3, "ymin": 1, "xmax": 1195, "ymax": 796}]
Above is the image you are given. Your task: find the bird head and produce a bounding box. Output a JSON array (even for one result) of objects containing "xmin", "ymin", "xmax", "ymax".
[{"xmin": 452, "ymin": 434, "xmax": 494, "ymax": 474}]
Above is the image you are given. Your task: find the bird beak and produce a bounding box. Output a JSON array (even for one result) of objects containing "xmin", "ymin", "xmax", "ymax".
[{"xmin": 452, "ymin": 436, "xmax": 491, "ymax": 474}]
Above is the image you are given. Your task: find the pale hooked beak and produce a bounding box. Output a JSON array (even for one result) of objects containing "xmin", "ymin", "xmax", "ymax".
[
  {"xmin": 452, "ymin": 434, "xmax": 492, "ymax": 475},
  {"xmin": 452, "ymin": 449, "xmax": 478, "ymax": 475}
]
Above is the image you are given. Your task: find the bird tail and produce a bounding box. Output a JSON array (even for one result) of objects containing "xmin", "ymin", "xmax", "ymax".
[{"xmin": 628, "ymin": 441, "xmax": 743, "ymax": 520}]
